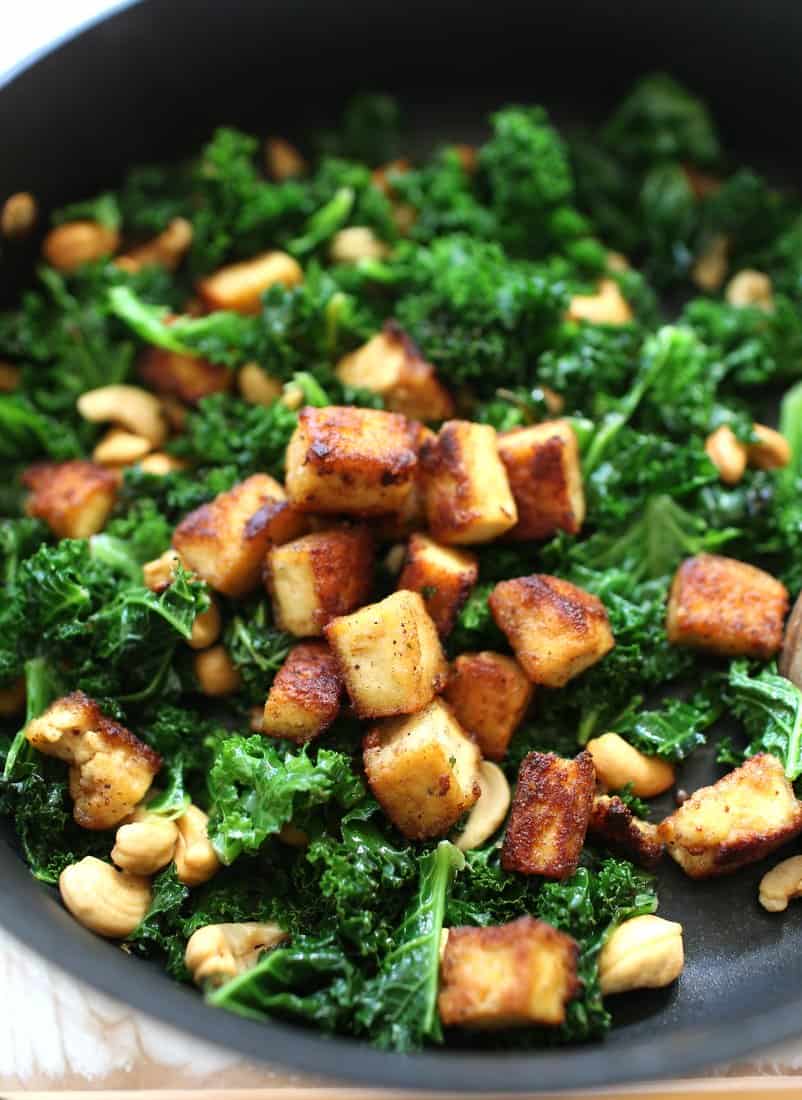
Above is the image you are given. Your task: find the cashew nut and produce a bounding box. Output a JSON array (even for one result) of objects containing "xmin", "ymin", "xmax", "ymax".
[
  {"xmin": 115, "ymin": 217, "xmax": 193, "ymax": 273},
  {"xmin": 726, "ymin": 269, "xmax": 773, "ymax": 311},
  {"xmin": 278, "ymin": 823, "xmax": 309, "ymax": 848},
  {"xmin": 704, "ymin": 425, "xmax": 747, "ymax": 485},
  {"xmin": 606, "ymin": 251, "xmax": 630, "ymax": 273},
  {"xmin": 188, "ymin": 598, "xmax": 222, "ymax": 650},
  {"xmin": 759, "ymin": 855, "xmax": 802, "ymax": 912},
  {"xmin": 542, "ymin": 386, "xmax": 565, "ymax": 414},
  {"xmin": 112, "ymin": 809, "xmax": 179, "ymax": 875},
  {"xmin": 137, "ymin": 451, "xmax": 188, "ymax": 476},
  {"xmin": 1, "ymin": 192, "xmax": 37, "ymax": 238},
  {"xmin": 439, "ymin": 927, "xmax": 450, "ymax": 962},
  {"xmin": 264, "ymin": 137, "xmax": 307, "ymax": 181},
  {"xmin": 586, "ymin": 732, "xmax": 675, "ymax": 798},
  {"xmin": 185, "ymin": 922, "xmax": 288, "ymax": 987},
  {"xmin": 452, "ymin": 762, "xmax": 511, "ymax": 852},
  {"xmin": 143, "ymin": 548, "xmax": 183, "ymax": 593},
  {"xmin": 598, "ymin": 914, "xmax": 684, "ymax": 995},
  {"xmin": 77, "ymin": 385, "xmax": 167, "ymax": 447},
  {"xmin": 238, "ymin": 362, "xmax": 282, "ymax": 407},
  {"xmin": 0, "ymin": 363, "xmax": 21, "ymax": 393},
  {"xmin": 174, "ymin": 804, "xmax": 221, "ymax": 886},
  {"xmin": 194, "ymin": 645, "xmax": 242, "ymax": 696},
  {"xmin": 691, "ymin": 234, "xmax": 729, "ymax": 292},
  {"xmin": 567, "ymin": 279, "xmax": 633, "ymax": 325},
  {"xmin": 59, "ymin": 857, "xmax": 151, "ymax": 938},
  {"xmin": 92, "ymin": 427, "xmax": 153, "ymax": 466},
  {"xmin": 42, "ymin": 221, "xmax": 120, "ymax": 272},
  {"xmin": 748, "ymin": 423, "xmax": 791, "ymax": 471},
  {"xmin": 329, "ymin": 227, "xmax": 389, "ymax": 264}
]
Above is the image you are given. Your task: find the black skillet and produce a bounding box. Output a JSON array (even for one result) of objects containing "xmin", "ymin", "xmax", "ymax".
[{"xmin": 3, "ymin": 0, "xmax": 802, "ymax": 1089}]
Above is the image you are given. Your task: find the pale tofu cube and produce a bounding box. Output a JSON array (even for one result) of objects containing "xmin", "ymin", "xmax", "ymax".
[
  {"xmin": 588, "ymin": 795, "xmax": 664, "ymax": 869},
  {"xmin": 658, "ymin": 753, "xmax": 802, "ymax": 878},
  {"xmin": 502, "ymin": 751, "xmax": 595, "ymax": 879},
  {"xmin": 138, "ymin": 347, "xmax": 231, "ymax": 405},
  {"xmin": 197, "ymin": 250, "xmax": 303, "ymax": 314},
  {"xmin": 498, "ymin": 420, "xmax": 585, "ymax": 540},
  {"xmin": 23, "ymin": 460, "xmax": 117, "ymax": 538},
  {"xmin": 265, "ymin": 526, "xmax": 374, "ymax": 637},
  {"xmin": 362, "ymin": 697, "xmax": 480, "ymax": 839},
  {"xmin": 443, "ymin": 651, "xmax": 533, "ymax": 761},
  {"xmin": 262, "ymin": 642, "xmax": 342, "ymax": 743},
  {"xmin": 336, "ymin": 322, "xmax": 454, "ymax": 422},
  {"xmin": 438, "ymin": 916, "xmax": 580, "ymax": 1029},
  {"xmin": 285, "ymin": 405, "xmax": 420, "ymax": 516},
  {"xmin": 325, "ymin": 590, "xmax": 448, "ymax": 718},
  {"xmin": 420, "ymin": 421, "xmax": 517, "ymax": 544},
  {"xmin": 173, "ymin": 474, "xmax": 302, "ymax": 597},
  {"xmin": 489, "ymin": 574, "xmax": 614, "ymax": 688},
  {"xmin": 666, "ymin": 553, "xmax": 788, "ymax": 658},
  {"xmin": 397, "ymin": 533, "xmax": 478, "ymax": 636}
]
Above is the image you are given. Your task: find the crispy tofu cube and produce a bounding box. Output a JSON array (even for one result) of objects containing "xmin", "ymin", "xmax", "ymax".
[
  {"xmin": 173, "ymin": 474, "xmax": 303, "ymax": 597},
  {"xmin": 439, "ymin": 916, "xmax": 580, "ymax": 1029},
  {"xmin": 658, "ymin": 753, "xmax": 802, "ymax": 879},
  {"xmin": 420, "ymin": 421, "xmax": 517, "ymax": 544},
  {"xmin": 265, "ymin": 526, "xmax": 374, "ymax": 637},
  {"xmin": 325, "ymin": 590, "xmax": 448, "ymax": 718},
  {"xmin": 497, "ymin": 420, "xmax": 585, "ymax": 541},
  {"xmin": 285, "ymin": 405, "xmax": 420, "ymax": 516},
  {"xmin": 502, "ymin": 751, "xmax": 595, "ymax": 879},
  {"xmin": 262, "ymin": 642, "xmax": 342, "ymax": 743},
  {"xmin": 397, "ymin": 533, "xmax": 478, "ymax": 637},
  {"xmin": 363, "ymin": 698, "xmax": 480, "ymax": 839},
  {"xmin": 25, "ymin": 692, "xmax": 161, "ymax": 829},
  {"xmin": 197, "ymin": 250, "xmax": 303, "ymax": 314},
  {"xmin": 489, "ymin": 574, "xmax": 614, "ymax": 688},
  {"xmin": 442, "ymin": 651, "xmax": 533, "ymax": 761},
  {"xmin": 22, "ymin": 460, "xmax": 117, "ymax": 538},
  {"xmin": 336, "ymin": 322, "xmax": 454, "ymax": 422},
  {"xmin": 138, "ymin": 347, "xmax": 231, "ymax": 405},
  {"xmin": 666, "ymin": 554, "xmax": 788, "ymax": 658},
  {"xmin": 588, "ymin": 795, "xmax": 664, "ymax": 869}
]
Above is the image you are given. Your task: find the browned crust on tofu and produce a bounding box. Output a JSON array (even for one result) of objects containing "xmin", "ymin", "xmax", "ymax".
[
  {"xmin": 397, "ymin": 533, "xmax": 478, "ymax": 637},
  {"xmin": 262, "ymin": 642, "xmax": 342, "ymax": 742},
  {"xmin": 666, "ymin": 553, "xmax": 788, "ymax": 659},
  {"xmin": 502, "ymin": 751, "xmax": 595, "ymax": 879},
  {"xmin": 498, "ymin": 421, "xmax": 585, "ymax": 541},
  {"xmin": 22, "ymin": 460, "xmax": 118, "ymax": 538},
  {"xmin": 588, "ymin": 795, "xmax": 664, "ymax": 869},
  {"xmin": 138, "ymin": 347, "xmax": 232, "ymax": 405},
  {"xmin": 378, "ymin": 321, "xmax": 455, "ymax": 421},
  {"xmin": 442, "ymin": 651, "xmax": 533, "ymax": 761}
]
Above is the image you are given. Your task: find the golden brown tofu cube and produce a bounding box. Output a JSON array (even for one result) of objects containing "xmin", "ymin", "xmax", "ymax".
[
  {"xmin": 438, "ymin": 917, "xmax": 580, "ymax": 1029},
  {"xmin": 173, "ymin": 474, "xmax": 302, "ymax": 597},
  {"xmin": 22, "ymin": 460, "xmax": 117, "ymax": 539},
  {"xmin": 658, "ymin": 753, "xmax": 802, "ymax": 879},
  {"xmin": 265, "ymin": 526, "xmax": 374, "ymax": 637},
  {"xmin": 285, "ymin": 405, "xmax": 420, "ymax": 516},
  {"xmin": 138, "ymin": 347, "xmax": 231, "ymax": 405},
  {"xmin": 197, "ymin": 250, "xmax": 303, "ymax": 314},
  {"xmin": 502, "ymin": 751, "xmax": 596, "ymax": 879},
  {"xmin": 442, "ymin": 651, "xmax": 533, "ymax": 761},
  {"xmin": 336, "ymin": 322, "xmax": 454, "ymax": 422},
  {"xmin": 497, "ymin": 420, "xmax": 585, "ymax": 541},
  {"xmin": 489, "ymin": 574, "xmax": 614, "ymax": 688},
  {"xmin": 397, "ymin": 533, "xmax": 478, "ymax": 637},
  {"xmin": 666, "ymin": 554, "xmax": 788, "ymax": 659},
  {"xmin": 262, "ymin": 642, "xmax": 342, "ymax": 743},
  {"xmin": 25, "ymin": 692, "xmax": 161, "ymax": 830},
  {"xmin": 420, "ymin": 421, "xmax": 518, "ymax": 544},
  {"xmin": 363, "ymin": 698, "xmax": 480, "ymax": 839},
  {"xmin": 588, "ymin": 795, "xmax": 664, "ymax": 869},
  {"xmin": 325, "ymin": 590, "xmax": 448, "ymax": 718}
]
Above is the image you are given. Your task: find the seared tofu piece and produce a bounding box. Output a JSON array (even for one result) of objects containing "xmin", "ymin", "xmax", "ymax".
[
  {"xmin": 138, "ymin": 347, "xmax": 231, "ymax": 405},
  {"xmin": 25, "ymin": 692, "xmax": 160, "ymax": 830},
  {"xmin": 325, "ymin": 590, "xmax": 448, "ymax": 718},
  {"xmin": 262, "ymin": 642, "xmax": 342, "ymax": 743},
  {"xmin": 397, "ymin": 533, "xmax": 478, "ymax": 637},
  {"xmin": 658, "ymin": 753, "xmax": 802, "ymax": 879},
  {"xmin": 265, "ymin": 526, "xmax": 374, "ymax": 637},
  {"xmin": 363, "ymin": 698, "xmax": 480, "ymax": 839},
  {"xmin": 443, "ymin": 651, "xmax": 533, "ymax": 761},
  {"xmin": 498, "ymin": 420, "xmax": 585, "ymax": 540},
  {"xmin": 588, "ymin": 795, "xmax": 664, "ymax": 869},
  {"xmin": 336, "ymin": 322, "xmax": 454, "ymax": 422},
  {"xmin": 23, "ymin": 460, "xmax": 117, "ymax": 538},
  {"xmin": 502, "ymin": 751, "xmax": 595, "ymax": 879},
  {"xmin": 420, "ymin": 421, "xmax": 517, "ymax": 544},
  {"xmin": 285, "ymin": 405, "xmax": 420, "ymax": 516},
  {"xmin": 173, "ymin": 474, "xmax": 303, "ymax": 597},
  {"xmin": 489, "ymin": 574, "xmax": 614, "ymax": 688},
  {"xmin": 197, "ymin": 250, "xmax": 303, "ymax": 314},
  {"xmin": 438, "ymin": 917, "xmax": 580, "ymax": 1029},
  {"xmin": 666, "ymin": 553, "xmax": 788, "ymax": 659}
]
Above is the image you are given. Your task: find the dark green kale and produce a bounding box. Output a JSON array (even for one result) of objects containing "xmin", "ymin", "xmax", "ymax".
[
  {"xmin": 391, "ymin": 149, "xmax": 498, "ymax": 244},
  {"xmin": 447, "ymin": 844, "xmax": 538, "ymax": 927},
  {"xmin": 170, "ymin": 394, "xmax": 297, "ymax": 480},
  {"xmin": 318, "ymin": 93, "xmax": 403, "ymax": 166},
  {"xmin": 615, "ymin": 690, "xmax": 723, "ymax": 762},
  {"xmin": 726, "ymin": 661, "xmax": 802, "ymax": 780},
  {"xmin": 224, "ymin": 600, "xmax": 293, "ymax": 705}
]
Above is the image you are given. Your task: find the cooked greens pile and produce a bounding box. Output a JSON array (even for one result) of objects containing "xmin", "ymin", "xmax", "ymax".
[{"xmin": 3, "ymin": 75, "xmax": 802, "ymax": 1051}]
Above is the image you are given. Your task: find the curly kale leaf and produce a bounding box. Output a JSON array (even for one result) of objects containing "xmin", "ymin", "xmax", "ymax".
[
  {"xmin": 224, "ymin": 600, "xmax": 293, "ymax": 704},
  {"xmin": 171, "ymin": 394, "xmax": 297, "ymax": 479},
  {"xmin": 615, "ymin": 689, "xmax": 723, "ymax": 762},
  {"xmin": 727, "ymin": 661, "xmax": 802, "ymax": 780}
]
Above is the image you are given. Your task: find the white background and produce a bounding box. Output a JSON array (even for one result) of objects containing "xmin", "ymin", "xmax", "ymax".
[{"xmin": 0, "ymin": 0, "xmax": 125, "ymax": 80}]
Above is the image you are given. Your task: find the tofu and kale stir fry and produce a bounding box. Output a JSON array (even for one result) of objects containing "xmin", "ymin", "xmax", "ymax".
[{"xmin": 4, "ymin": 74, "xmax": 802, "ymax": 1050}]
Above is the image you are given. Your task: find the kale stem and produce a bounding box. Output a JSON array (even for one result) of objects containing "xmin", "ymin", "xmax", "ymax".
[{"xmin": 3, "ymin": 657, "xmax": 58, "ymax": 780}]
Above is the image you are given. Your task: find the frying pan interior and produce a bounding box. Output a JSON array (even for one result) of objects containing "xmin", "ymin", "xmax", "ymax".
[{"xmin": 2, "ymin": 0, "xmax": 802, "ymax": 1089}]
